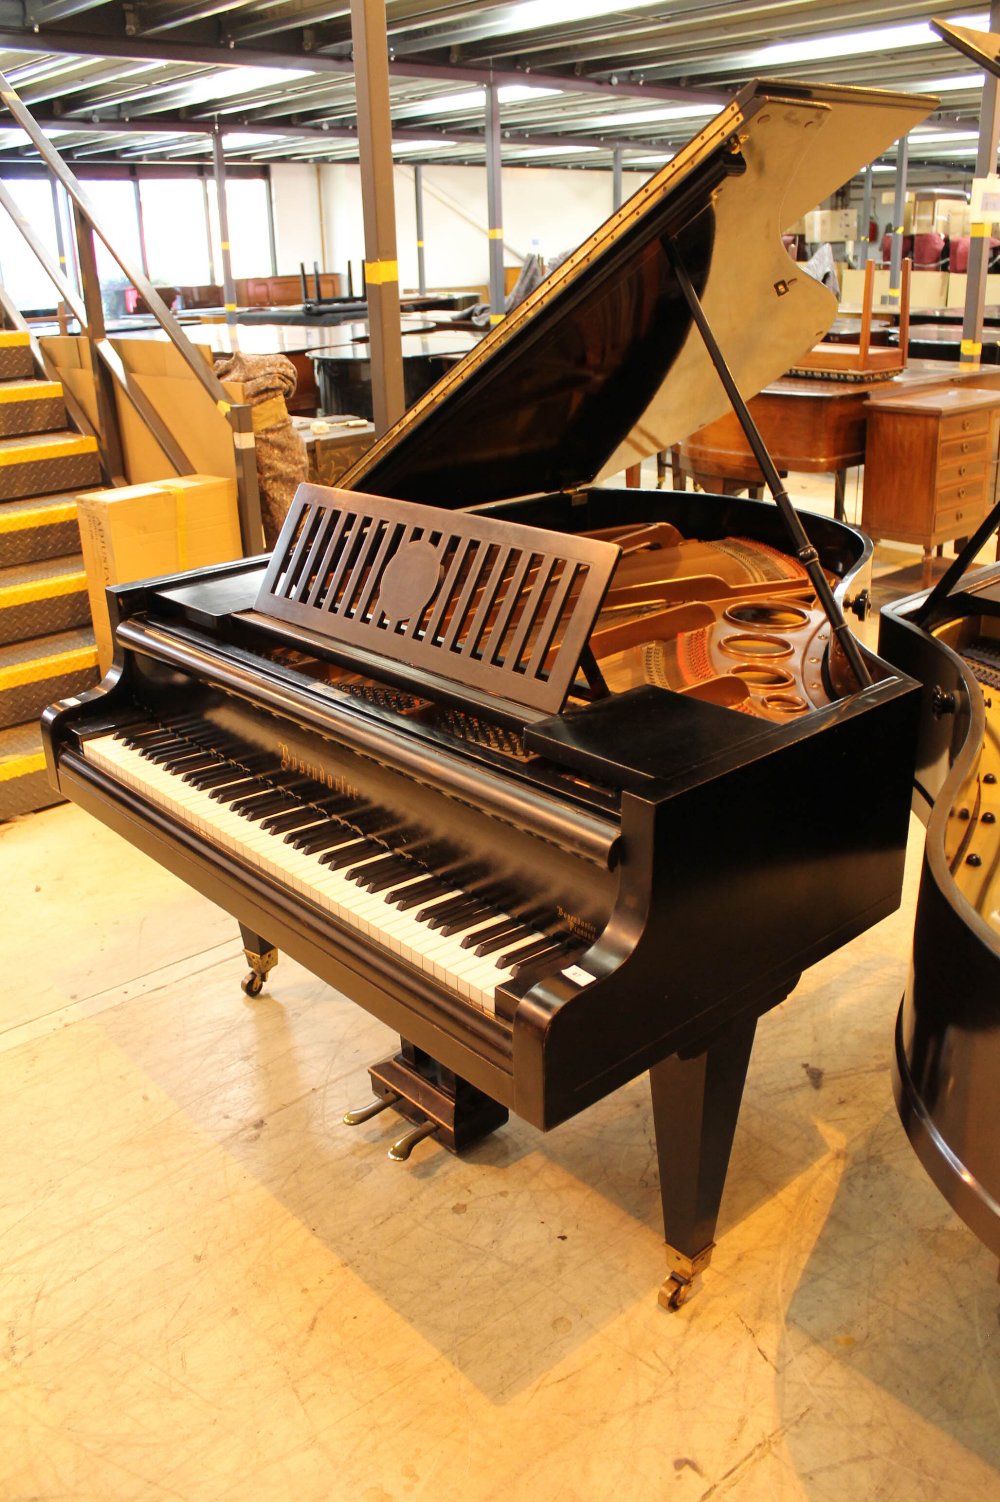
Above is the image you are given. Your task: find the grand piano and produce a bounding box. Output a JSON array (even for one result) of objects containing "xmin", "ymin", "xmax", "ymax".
[{"xmin": 43, "ymin": 78, "xmax": 930, "ymax": 1307}]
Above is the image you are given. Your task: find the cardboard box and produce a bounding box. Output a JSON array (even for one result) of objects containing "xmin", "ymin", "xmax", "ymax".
[
  {"xmin": 76, "ymin": 474, "xmax": 240, "ymax": 671},
  {"xmin": 803, "ymin": 207, "xmax": 856, "ymax": 242}
]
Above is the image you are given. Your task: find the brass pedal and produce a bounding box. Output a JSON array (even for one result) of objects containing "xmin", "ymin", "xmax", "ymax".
[
  {"xmin": 343, "ymin": 1090, "xmax": 399, "ymax": 1125},
  {"xmin": 388, "ymin": 1121, "xmax": 438, "ymax": 1161}
]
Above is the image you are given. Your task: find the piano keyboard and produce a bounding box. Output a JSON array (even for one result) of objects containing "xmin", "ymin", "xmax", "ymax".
[{"xmin": 83, "ymin": 718, "xmax": 583, "ymax": 1016}]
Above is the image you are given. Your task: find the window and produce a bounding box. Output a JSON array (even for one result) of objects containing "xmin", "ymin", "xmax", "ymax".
[
  {"xmin": 0, "ymin": 178, "xmax": 60, "ymax": 313},
  {"xmin": 78, "ymin": 178, "xmax": 144, "ymax": 315},
  {"xmin": 207, "ymin": 175, "xmax": 273, "ymax": 278},
  {"xmin": 139, "ymin": 177, "xmax": 213, "ymax": 286}
]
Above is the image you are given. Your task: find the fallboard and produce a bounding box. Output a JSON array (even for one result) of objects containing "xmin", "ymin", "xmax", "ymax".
[{"xmin": 254, "ymin": 483, "xmax": 620, "ymax": 716}]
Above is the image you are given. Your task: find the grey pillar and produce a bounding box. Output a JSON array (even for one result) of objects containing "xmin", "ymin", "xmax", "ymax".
[
  {"xmin": 860, "ymin": 163, "xmax": 874, "ymax": 265},
  {"xmin": 212, "ymin": 125, "xmax": 237, "ymax": 327},
  {"xmin": 414, "ymin": 163, "xmax": 427, "ymax": 294},
  {"xmin": 350, "ymin": 0, "xmax": 405, "ymax": 431},
  {"xmin": 962, "ymin": 0, "xmax": 1000, "ymax": 365},
  {"xmin": 613, "ymin": 147, "xmax": 623, "ymax": 211},
  {"xmin": 888, "ymin": 133, "xmax": 908, "ymax": 303},
  {"xmin": 485, "ymin": 82, "xmax": 505, "ymax": 326}
]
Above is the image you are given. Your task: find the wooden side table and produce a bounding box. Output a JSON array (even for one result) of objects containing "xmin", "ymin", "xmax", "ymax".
[{"xmin": 861, "ymin": 386, "xmax": 1000, "ymax": 585}]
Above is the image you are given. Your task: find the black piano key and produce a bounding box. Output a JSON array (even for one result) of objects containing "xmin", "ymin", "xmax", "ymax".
[
  {"xmin": 506, "ymin": 937, "xmax": 576, "ymax": 976},
  {"xmin": 419, "ymin": 893, "xmax": 477, "ymax": 928},
  {"xmin": 319, "ymin": 838, "xmax": 379, "ymax": 870},
  {"xmin": 262, "ymin": 806, "xmax": 328, "ymax": 835},
  {"xmin": 161, "ymin": 751, "xmax": 220, "ymax": 773},
  {"xmin": 185, "ymin": 763, "xmax": 246, "ymax": 790},
  {"xmin": 210, "ymin": 778, "xmax": 267, "ymax": 805},
  {"xmin": 362, "ymin": 863, "xmax": 424, "ymax": 895},
  {"xmin": 387, "ymin": 876, "xmax": 448, "ymax": 910},
  {"xmin": 473, "ymin": 924, "xmax": 535, "ymax": 958},
  {"xmin": 507, "ymin": 943, "xmax": 576, "ymax": 979},
  {"xmin": 459, "ymin": 916, "xmax": 522, "ymax": 951},
  {"xmin": 436, "ymin": 904, "xmax": 502, "ymax": 938},
  {"xmin": 232, "ymin": 791, "xmax": 292, "ymax": 818},
  {"xmin": 495, "ymin": 934, "xmax": 563, "ymax": 969},
  {"xmin": 289, "ymin": 821, "xmax": 356, "ymax": 853},
  {"xmin": 348, "ymin": 856, "xmax": 412, "ymax": 890}
]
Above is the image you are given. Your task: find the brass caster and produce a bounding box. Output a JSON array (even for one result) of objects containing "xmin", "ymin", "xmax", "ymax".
[
  {"xmin": 657, "ymin": 1241, "xmax": 714, "ymax": 1311},
  {"xmin": 241, "ymin": 944, "xmax": 278, "ymax": 998}
]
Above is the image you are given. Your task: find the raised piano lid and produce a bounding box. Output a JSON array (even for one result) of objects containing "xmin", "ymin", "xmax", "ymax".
[{"xmin": 336, "ymin": 78, "xmax": 931, "ymax": 509}]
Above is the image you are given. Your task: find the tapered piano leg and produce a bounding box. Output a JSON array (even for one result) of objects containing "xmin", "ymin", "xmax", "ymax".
[
  {"xmin": 238, "ymin": 923, "xmax": 279, "ymax": 998},
  {"xmin": 649, "ymin": 1016, "xmax": 757, "ymax": 1310}
]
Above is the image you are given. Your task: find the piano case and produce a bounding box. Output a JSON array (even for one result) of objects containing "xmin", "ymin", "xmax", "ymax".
[{"xmin": 44, "ymin": 76, "xmax": 931, "ymax": 1307}]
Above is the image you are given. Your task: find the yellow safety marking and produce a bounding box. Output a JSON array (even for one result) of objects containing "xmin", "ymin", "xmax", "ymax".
[
  {"xmin": 0, "ymin": 429, "xmax": 94, "ymax": 462},
  {"xmin": 0, "ymin": 330, "xmax": 29, "ymax": 347},
  {"xmin": 0, "ymin": 380, "xmax": 61, "ymax": 403},
  {"xmin": 885, "ymin": 287, "xmax": 901, "ymax": 300},
  {"xmin": 0, "ymin": 500, "xmax": 75, "ymax": 532},
  {"xmin": 224, "ymin": 302, "xmax": 237, "ymax": 312},
  {"xmin": 971, "ymin": 222, "xmax": 990, "ymax": 237},
  {"xmin": 221, "ymin": 240, "xmax": 230, "ymax": 250},
  {"xmin": 0, "ymin": 644, "xmax": 97, "ymax": 691},
  {"xmin": 488, "ymin": 228, "xmax": 503, "ymax": 240},
  {"xmin": 0, "ymin": 570, "xmax": 86, "ymax": 608},
  {"xmin": 961, "ymin": 338, "xmax": 983, "ymax": 356},
  {"xmin": 0, "ymin": 434, "xmax": 95, "ymax": 466},
  {"xmin": 894, "ymin": 225, "xmax": 904, "ymax": 234},
  {"xmin": 364, "ymin": 259, "xmax": 399, "ymax": 285},
  {"xmin": 216, "ymin": 399, "xmax": 231, "ymax": 415},
  {"xmin": 489, "ymin": 312, "xmax": 505, "ymax": 325},
  {"xmin": 0, "ymin": 750, "xmax": 45, "ymax": 782},
  {"xmin": 416, "ymin": 239, "xmax": 425, "ymax": 248}
]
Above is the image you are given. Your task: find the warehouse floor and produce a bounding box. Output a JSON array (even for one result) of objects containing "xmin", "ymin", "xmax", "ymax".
[{"xmin": 2, "ymin": 469, "xmax": 998, "ymax": 1501}]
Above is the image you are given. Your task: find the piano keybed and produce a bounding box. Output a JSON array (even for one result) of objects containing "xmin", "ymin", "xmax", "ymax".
[{"xmin": 84, "ymin": 714, "xmax": 588, "ymax": 1016}]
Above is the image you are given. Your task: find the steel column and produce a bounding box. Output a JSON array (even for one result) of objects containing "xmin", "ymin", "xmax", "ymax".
[
  {"xmin": 350, "ymin": 0, "xmax": 404, "ymax": 434},
  {"xmin": 888, "ymin": 133, "xmax": 908, "ymax": 305},
  {"xmin": 962, "ymin": 0, "xmax": 1000, "ymax": 367},
  {"xmin": 72, "ymin": 202, "xmax": 126, "ymax": 484},
  {"xmin": 612, "ymin": 146, "xmax": 623, "ymax": 211},
  {"xmin": 212, "ymin": 124, "xmax": 238, "ymax": 328},
  {"xmin": 860, "ymin": 163, "xmax": 874, "ymax": 265},
  {"xmin": 414, "ymin": 162, "xmax": 427, "ymax": 294},
  {"xmin": 485, "ymin": 81, "xmax": 504, "ymax": 326}
]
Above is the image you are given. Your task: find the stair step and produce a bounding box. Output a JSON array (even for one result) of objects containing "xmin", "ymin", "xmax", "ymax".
[
  {"xmin": 0, "ymin": 378, "xmax": 65, "ymax": 436},
  {"xmin": 0, "ymin": 492, "xmax": 82, "ymax": 565},
  {"xmin": 0, "ymin": 331, "xmax": 34, "ymax": 382},
  {"xmin": 0, "ymin": 719, "xmax": 60, "ymax": 821},
  {"xmin": 0, "ymin": 626, "xmax": 99, "ymax": 729},
  {"xmin": 0, "ymin": 554, "xmax": 89, "ymax": 645},
  {"xmin": 0, "ymin": 430, "xmax": 100, "ymax": 501}
]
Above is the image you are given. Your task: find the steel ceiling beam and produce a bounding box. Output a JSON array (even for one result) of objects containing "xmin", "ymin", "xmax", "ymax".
[{"xmin": 0, "ymin": 25, "xmax": 728, "ymax": 104}]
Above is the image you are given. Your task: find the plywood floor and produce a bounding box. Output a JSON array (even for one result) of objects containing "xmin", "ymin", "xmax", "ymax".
[{"xmin": 3, "ymin": 473, "xmax": 999, "ymax": 1501}]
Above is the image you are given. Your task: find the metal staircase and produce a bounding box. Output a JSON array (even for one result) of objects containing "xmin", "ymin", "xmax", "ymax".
[{"xmin": 0, "ymin": 328, "xmax": 101, "ymax": 818}]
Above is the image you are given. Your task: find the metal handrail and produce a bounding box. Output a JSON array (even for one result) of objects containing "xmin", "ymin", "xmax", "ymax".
[{"xmin": 0, "ymin": 70, "xmax": 262, "ymax": 552}]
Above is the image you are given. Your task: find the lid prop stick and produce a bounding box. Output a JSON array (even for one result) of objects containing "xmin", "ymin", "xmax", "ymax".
[{"xmin": 665, "ymin": 233, "xmax": 872, "ymax": 691}]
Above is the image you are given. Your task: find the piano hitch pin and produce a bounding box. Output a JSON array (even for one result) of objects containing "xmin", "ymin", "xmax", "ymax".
[
  {"xmin": 343, "ymin": 1090, "xmax": 399, "ymax": 1126},
  {"xmin": 388, "ymin": 1120, "xmax": 438, "ymax": 1162}
]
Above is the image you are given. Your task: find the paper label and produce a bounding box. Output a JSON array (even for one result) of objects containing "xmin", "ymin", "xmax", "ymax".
[{"xmin": 562, "ymin": 964, "xmax": 595, "ymax": 987}]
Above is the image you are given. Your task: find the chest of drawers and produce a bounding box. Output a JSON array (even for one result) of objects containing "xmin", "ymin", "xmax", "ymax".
[{"xmin": 862, "ymin": 386, "xmax": 1000, "ymax": 585}]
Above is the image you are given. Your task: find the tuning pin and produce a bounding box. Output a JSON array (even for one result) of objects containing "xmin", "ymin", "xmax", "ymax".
[
  {"xmin": 343, "ymin": 1089, "xmax": 398, "ymax": 1125},
  {"xmin": 388, "ymin": 1120, "xmax": 437, "ymax": 1161}
]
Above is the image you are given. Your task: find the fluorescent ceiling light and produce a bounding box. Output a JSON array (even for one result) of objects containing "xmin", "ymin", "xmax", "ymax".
[
  {"xmin": 628, "ymin": 153, "xmax": 674, "ymax": 166},
  {"xmin": 741, "ymin": 12, "xmax": 987, "ymax": 68},
  {"xmin": 579, "ymin": 102, "xmax": 720, "ymax": 130},
  {"xmin": 509, "ymin": 143, "xmax": 601, "ymax": 156},
  {"xmin": 0, "ymin": 126, "xmax": 71, "ymax": 147},
  {"xmin": 172, "ymin": 65, "xmax": 313, "ymax": 108},
  {"xmin": 911, "ymin": 129, "xmax": 980, "ymax": 142},
  {"xmin": 403, "ymin": 83, "xmax": 561, "ymax": 116},
  {"xmin": 504, "ymin": 0, "xmax": 668, "ymax": 31},
  {"xmin": 910, "ymin": 72, "xmax": 985, "ymax": 91},
  {"xmin": 221, "ymin": 132, "xmax": 286, "ymax": 148}
]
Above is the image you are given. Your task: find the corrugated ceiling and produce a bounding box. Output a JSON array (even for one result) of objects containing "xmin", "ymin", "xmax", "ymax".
[{"xmin": 0, "ymin": 2, "xmax": 990, "ymax": 173}]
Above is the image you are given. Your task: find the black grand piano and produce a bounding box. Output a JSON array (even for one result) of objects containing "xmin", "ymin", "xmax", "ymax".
[{"xmin": 43, "ymin": 78, "xmax": 929, "ymax": 1308}]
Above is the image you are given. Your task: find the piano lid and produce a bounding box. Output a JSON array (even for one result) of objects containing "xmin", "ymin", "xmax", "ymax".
[
  {"xmin": 338, "ymin": 78, "xmax": 931, "ymax": 510},
  {"xmin": 930, "ymin": 18, "xmax": 1000, "ymax": 76}
]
